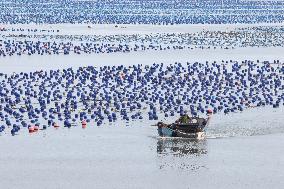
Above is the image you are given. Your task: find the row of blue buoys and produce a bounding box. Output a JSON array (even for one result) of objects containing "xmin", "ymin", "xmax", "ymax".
[
  {"xmin": 1, "ymin": 0, "xmax": 284, "ymax": 24},
  {"xmin": 0, "ymin": 41, "xmax": 221, "ymax": 58},
  {"xmin": 0, "ymin": 60, "xmax": 284, "ymax": 136},
  {"xmin": 0, "ymin": 27, "xmax": 59, "ymax": 33},
  {"xmin": 0, "ymin": 40, "xmax": 187, "ymax": 57},
  {"xmin": 1, "ymin": 26, "xmax": 284, "ymax": 57}
]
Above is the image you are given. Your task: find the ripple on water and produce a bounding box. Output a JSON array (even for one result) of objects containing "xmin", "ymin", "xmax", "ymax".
[{"xmin": 206, "ymin": 106, "xmax": 284, "ymax": 138}]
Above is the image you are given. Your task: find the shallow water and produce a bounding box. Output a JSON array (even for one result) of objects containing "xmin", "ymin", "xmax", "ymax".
[
  {"xmin": 0, "ymin": 106, "xmax": 284, "ymax": 189},
  {"xmin": 1, "ymin": 47, "xmax": 284, "ymax": 74},
  {"xmin": 207, "ymin": 106, "xmax": 284, "ymax": 137},
  {"xmin": 1, "ymin": 24, "xmax": 284, "ymax": 189}
]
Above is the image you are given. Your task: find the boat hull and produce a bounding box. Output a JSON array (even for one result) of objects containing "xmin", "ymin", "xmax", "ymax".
[
  {"xmin": 158, "ymin": 127, "xmax": 173, "ymax": 137},
  {"xmin": 158, "ymin": 127, "xmax": 205, "ymax": 139},
  {"xmin": 176, "ymin": 130, "xmax": 205, "ymax": 140}
]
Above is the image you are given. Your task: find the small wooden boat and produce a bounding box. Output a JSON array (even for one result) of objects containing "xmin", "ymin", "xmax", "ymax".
[{"xmin": 156, "ymin": 113, "xmax": 212, "ymax": 139}]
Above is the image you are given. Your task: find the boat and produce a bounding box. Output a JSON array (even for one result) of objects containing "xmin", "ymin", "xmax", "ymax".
[{"xmin": 156, "ymin": 111, "xmax": 212, "ymax": 139}]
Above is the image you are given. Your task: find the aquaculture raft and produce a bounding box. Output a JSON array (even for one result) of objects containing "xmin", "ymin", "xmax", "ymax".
[{"xmin": 157, "ymin": 116, "xmax": 210, "ymax": 139}]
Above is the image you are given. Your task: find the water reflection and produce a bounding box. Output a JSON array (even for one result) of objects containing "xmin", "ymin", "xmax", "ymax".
[
  {"xmin": 157, "ymin": 138, "xmax": 208, "ymax": 171},
  {"xmin": 157, "ymin": 138, "xmax": 207, "ymax": 156}
]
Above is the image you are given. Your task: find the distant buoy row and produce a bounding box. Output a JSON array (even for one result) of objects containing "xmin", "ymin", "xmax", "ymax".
[
  {"xmin": 0, "ymin": 60, "xmax": 284, "ymax": 136},
  {"xmin": 0, "ymin": 27, "xmax": 59, "ymax": 33},
  {"xmin": 1, "ymin": 26, "xmax": 284, "ymax": 57},
  {"xmin": 1, "ymin": 0, "xmax": 284, "ymax": 24},
  {"xmin": 0, "ymin": 40, "xmax": 191, "ymax": 57}
]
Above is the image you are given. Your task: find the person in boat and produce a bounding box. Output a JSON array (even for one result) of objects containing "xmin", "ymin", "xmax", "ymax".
[{"xmin": 176, "ymin": 112, "xmax": 191, "ymax": 124}]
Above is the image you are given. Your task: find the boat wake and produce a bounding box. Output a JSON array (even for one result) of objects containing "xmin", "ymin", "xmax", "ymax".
[{"xmin": 205, "ymin": 107, "xmax": 284, "ymax": 138}]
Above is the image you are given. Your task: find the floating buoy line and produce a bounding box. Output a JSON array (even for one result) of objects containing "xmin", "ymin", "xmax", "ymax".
[{"xmin": 0, "ymin": 60, "xmax": 284, "ymax": 136}]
